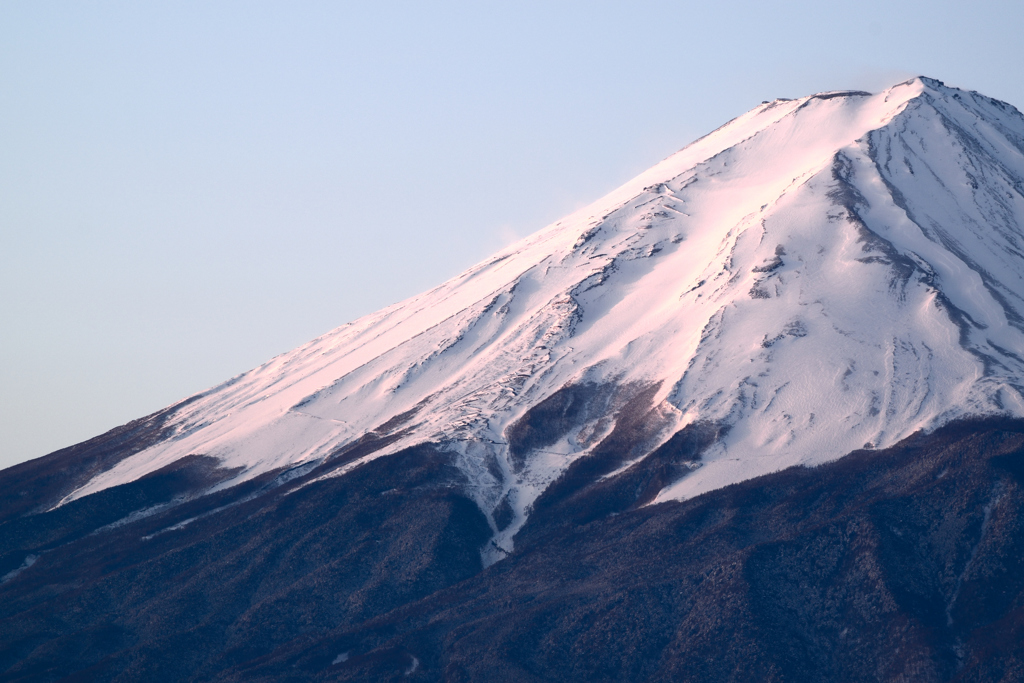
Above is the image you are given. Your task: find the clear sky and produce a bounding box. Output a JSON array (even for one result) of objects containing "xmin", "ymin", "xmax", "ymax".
[{"xmin": 2, "ymin": 0, "xmax": 1023, "ymax": 470}]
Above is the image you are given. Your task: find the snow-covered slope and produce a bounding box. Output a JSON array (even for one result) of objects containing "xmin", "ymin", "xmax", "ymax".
[{"xmin": 59, "ymin": 77, "xmax": 1024, "ymax": 558}]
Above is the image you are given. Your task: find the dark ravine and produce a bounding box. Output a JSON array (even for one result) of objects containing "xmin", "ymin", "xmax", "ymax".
[{"xmin": 3, "ymin": 417, "xmax": 1024, "ymax": 681}]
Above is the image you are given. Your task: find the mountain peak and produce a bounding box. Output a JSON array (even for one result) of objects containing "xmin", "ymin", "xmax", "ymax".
[{"xmin": 46, "ymin": 78, "xmax": 1024, "ymax": 562}]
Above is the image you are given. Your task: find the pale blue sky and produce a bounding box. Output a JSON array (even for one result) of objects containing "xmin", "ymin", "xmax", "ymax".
[{"xmin": 2, "ymin": 0, "xmax": 1023, "ymax": 469}]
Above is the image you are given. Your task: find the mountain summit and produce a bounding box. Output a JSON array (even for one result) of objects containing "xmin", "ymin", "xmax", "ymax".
[
  {"xmin": 50, "ymin": 77, "xmax": 1024, "ymax": 561},
  {"xmin": 6, "ymin": 77, "xmax": 1024, "ymax": 682}
]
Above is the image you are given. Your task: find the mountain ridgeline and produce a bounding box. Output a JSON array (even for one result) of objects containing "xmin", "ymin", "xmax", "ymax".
[{"xmin": 3, "ymin": 77, "xmax": 1024, "ymax": 681}]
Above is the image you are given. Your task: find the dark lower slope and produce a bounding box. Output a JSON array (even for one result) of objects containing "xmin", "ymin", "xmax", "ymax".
[
  {"xmin": 223, "ymin": 419, "xmax": 1024, "ymax": 683},
  {"xmin": 0, "ymin": 446, "xmax": 489, "ymax": 682},
  {"xmin": 0, "ymin": 398, "xmax": 201, "ymax": 525},
  {"xmin": 3, "ymin": 419, "xmax": 1024, "ymax": 682}
]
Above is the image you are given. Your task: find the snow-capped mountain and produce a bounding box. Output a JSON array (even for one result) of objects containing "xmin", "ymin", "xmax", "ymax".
[
  {"xmin": 6, "ymin": 76, "xmax": 1024, "ymax": 683},
  {"xmin": 54, "ymin": 77, "xmax": 1024, "ymax": 560}
]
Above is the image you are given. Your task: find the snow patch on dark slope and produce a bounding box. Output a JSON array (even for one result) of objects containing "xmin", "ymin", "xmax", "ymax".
[{"xmin": 34, "ymin": 77, "xmax": 1024, "ymax": 561}]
